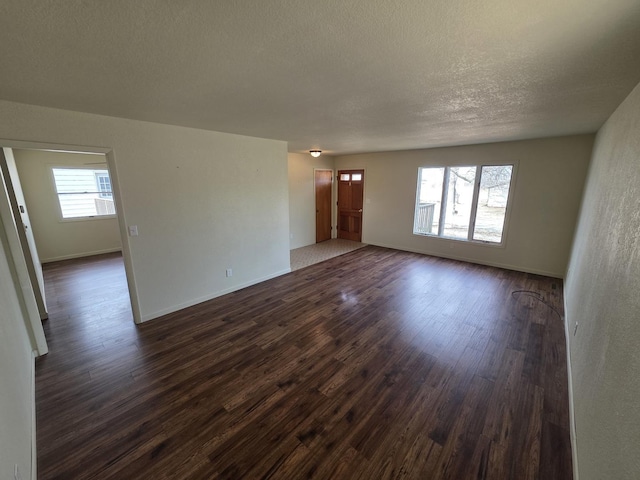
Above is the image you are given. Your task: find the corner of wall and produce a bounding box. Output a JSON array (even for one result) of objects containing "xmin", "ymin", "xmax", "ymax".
[{"xmin": 563, "ymin": 293, "xmax": 579, "ymax": 480}]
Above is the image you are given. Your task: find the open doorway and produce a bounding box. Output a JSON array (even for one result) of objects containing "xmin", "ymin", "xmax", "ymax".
[{"xmin": 0, "ymin": 141, "xmax": 139, "ymax": 356}]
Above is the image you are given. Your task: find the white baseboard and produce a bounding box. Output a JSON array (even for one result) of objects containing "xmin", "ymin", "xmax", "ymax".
[
  {"xmin": 368, "ymin": 241, "xmax": 563, "ymax": 278},
  {"xmin": 563, "ymin": 295, "xmax": 579, "ymax": 480},
  {"xmin": 41, "ymin": 247, "xmax": 122, "ymax": 264},
  {"xmin": 140, "ymin": 268, "xmax": 292, "ymax": 323}
]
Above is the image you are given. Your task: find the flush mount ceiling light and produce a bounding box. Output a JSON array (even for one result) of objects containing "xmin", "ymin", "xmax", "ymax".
[{"xmin": 309, "ymin": 150, "xmax": 322, "ymax": 157}]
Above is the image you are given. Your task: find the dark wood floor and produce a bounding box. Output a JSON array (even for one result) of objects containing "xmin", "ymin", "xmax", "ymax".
[{"xmin": 36, "ymin": 247, "xmax": 573, "ymax": 479}]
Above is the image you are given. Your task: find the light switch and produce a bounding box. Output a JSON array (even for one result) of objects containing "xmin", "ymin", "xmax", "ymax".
[{"xmin": 128, "ymin": 225, "xmax": 139, "ymax": 237}]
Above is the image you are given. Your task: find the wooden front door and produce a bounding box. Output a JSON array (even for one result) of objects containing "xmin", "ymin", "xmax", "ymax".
[
  {"xmin": 337, "ymin": 169, "xmax": 364, "ymax": 242},
  {"xmin": 315, "ymin": 170, "xmax": 332, "ymax": 243}
]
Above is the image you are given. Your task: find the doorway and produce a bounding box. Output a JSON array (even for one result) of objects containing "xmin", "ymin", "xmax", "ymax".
[
  {"xmin": 315, "ymin": 169, "xmax": 332, "ymax": 243},
  {"xmin": 0, "ymin": 140, "xmax": 139, "ymax": 340},
  {"xmin": 337, "ymin": 169, "xmax": 364, "ymax": 242}
]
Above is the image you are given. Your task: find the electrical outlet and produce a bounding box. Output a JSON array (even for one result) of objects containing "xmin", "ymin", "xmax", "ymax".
[{"xmin": 226, "ymin": 268, "xmax": 233, "ymax": 278}]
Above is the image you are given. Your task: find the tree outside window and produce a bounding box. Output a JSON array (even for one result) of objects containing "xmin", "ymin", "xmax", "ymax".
[{"xmin": 414, "ymin": 164, "xmax": 514, "ymax": 244}]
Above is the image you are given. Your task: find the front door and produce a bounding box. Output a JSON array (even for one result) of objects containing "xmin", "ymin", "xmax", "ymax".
[
  {"xmin": 315, "ymin": 170, "xmax": 332, "ymax": 243},
  {"xmin": 337, "ymin": 169, "xmax": 364, "ymax": 242}
]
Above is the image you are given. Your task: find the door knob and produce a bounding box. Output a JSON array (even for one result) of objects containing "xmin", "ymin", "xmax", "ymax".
[{"xmin": 358, "ymin": 209, "xmax": 363, "ymax": 213}]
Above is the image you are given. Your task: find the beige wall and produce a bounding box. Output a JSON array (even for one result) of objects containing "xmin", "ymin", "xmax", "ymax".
[
  {"xmin": 0, "ymin": 99, "xmax": 290, "ymax": 323},
  {"xmin": 0, "ymin": 99, "xmax": 290, "ymax": 480},
  {"xmin": 335, "ymin": 135, "xmax": 593, "ymax": 277},
  {"xmin": 288, "ymin": 153, "xmax": 335, "ymax": 249},
  {"xmin": 0, "ymin": 217, "xmax": 35, "ymax": 480},
  {"xmin": 13, "ymin": 149, "xmax": 122, "ymax": 262},
  {"xmin": 565, "ymin": 83, "xmax": 640, "ymax": 480}
]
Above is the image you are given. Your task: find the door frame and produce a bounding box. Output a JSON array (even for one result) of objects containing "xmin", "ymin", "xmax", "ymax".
[
  {"xmin": 336, "ymin": 168, "xmax": 366, "ymax": 242},
  {"xmin": 314, "ymin": 168, "xmax": 333, "ymax": 243},
  {"xmin": 0, "ymin": 138, "xmax": 142, "ymax": 326}
]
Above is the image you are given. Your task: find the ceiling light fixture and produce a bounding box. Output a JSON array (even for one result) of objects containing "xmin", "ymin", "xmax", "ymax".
[{"xmin": 309, "ymin": 150, "xmax": 322, "ymax": 157}]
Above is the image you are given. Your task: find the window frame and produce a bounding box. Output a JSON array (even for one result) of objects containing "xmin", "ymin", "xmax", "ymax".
[
  {"xmin": 95, "ymin": 172, "xmax": 113, "ymax": 199},
  {"xmin": 50, "ymin": 165, "xmax": 117, "ymax": 222},
  {"xmin": 413, "ymin": 162, "xmax": 517, "ymax": 247}
]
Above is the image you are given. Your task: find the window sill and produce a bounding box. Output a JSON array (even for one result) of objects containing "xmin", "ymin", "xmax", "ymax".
[
  {"xmin": 59, "ymin": 214, "xmax": 117, "ymax": 223},
  {"xmin": 412, "ymin": 231, "xmax": 507, "ymax": 249}
]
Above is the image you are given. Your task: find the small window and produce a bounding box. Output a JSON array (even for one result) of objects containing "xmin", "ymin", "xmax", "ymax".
[
  {"xmin": 95, "ymin": 173, "xmax": 113, "ymax": 199},
  {"xmin": 351, "ymin": 173, "xmax": 362, "ymax": 181},
  {"xmin": 340, "ymin": 173, "xmax": 351, "ymax": 181},
  {"xmin": 52, "ymin": 167, "xmax": 116, "ymax": 219},
  {"xmin": 414, "ymin": 164, "xmax": 513, "ymax": 244}
]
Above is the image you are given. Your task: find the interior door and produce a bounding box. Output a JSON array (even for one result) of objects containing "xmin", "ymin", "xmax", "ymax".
[
  {"xmin": 315, "ymin": 170, "xmax": 332, "ymax": 243},
  {"xmin": 1, "ymin": 148, "xmax": 48, "ymax": 319},
  {"xmin": 0, "ymin": 149, "xmax": 48, "ymax": 355},
  {"xmin": 337, "ymin": 169, "xmax": 364, "ymax": 242}
]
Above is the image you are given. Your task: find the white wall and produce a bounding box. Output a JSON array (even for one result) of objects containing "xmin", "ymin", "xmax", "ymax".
[
  {"xmin": 335, "ymin": 135, "xmax": 593, "ymax": 277},
  {"xmin": 13, "ymin": 149, "xmax": 122, "ymax": 262},
  {"xmin": 0, "ymin": 99, "xmax": 290, "ymax": 323},
  {"xmin": 565, "ymin": 82, "xmax": 640, "ymax": 480},
  {"xmin": 0, "ymin": 216, "xmax": 35, "ymax": 480},
  {"xmin": 288, "ymin": 152, "xmax": 335, "ymax": 249}
]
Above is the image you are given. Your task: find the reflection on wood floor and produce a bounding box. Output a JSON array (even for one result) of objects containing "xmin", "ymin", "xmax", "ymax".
[{"xmin": 36, "ymin": 246, "xmax": 572, "ymax": 479}]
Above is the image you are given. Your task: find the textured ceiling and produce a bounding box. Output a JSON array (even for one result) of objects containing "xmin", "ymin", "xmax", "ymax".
[{"xmin": 1, "ymin": 0, "xmax": 639, "ymax": 155}]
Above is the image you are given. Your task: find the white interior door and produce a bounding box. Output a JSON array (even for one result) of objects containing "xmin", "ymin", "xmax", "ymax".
[
  {"xmin": 0, "ymin": 148, "xmax": 47, "ymax": 319},
  {"xmin": 0, "ymin": 150, "xmax": 48, "ymax": 355}
]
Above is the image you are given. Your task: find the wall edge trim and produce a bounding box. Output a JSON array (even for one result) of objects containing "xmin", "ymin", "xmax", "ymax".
[
  {"xmin": 41, "ymin": 248, "xmax": 122, "ymax": 264},
  {"xmin": 140, "ymin": 267, "xmax": 292, "ymax": 323},
  {"xmin": 368, "ymin": 241, "xmax": 563, "ymax": 278},
  {"xmin": 31, "ymin": 350, "xmax": 37, "ymax": 480},
  {"xmin": 563, "ymin": 291, "xmax": 579, "ymax": 480}
]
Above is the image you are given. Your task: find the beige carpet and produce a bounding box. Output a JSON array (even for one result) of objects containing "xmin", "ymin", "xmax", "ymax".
[{"xmin": 290, "ymin": 239, "xmax": 366, "ymax": 271}]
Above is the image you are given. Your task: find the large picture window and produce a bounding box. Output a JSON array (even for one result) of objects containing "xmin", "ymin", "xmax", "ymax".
[
  {"xmin": 414, "ymin": 164, "xmax": 514, "ymax": 244},
  {"xmin": 52, "ymin": 167, "xmax": 116, "ymax": 219}
]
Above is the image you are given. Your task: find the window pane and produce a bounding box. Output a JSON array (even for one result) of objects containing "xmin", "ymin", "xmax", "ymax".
[
  {"xmin": 340, "ymin": 173, "xmax": 350, "ymax": 181},
  {"xmin": 351, "ymin": 173, "xmax": 362, "ymax": 181},
  {"xmin": 414, "ymin": 167, "xmax": 444, "ymax": 235},
  {"xmin": 52, "ymin": 168, "xmax": 115, "ymax": 219},
  {"xmin": 473, "ymin": 165, "xmax": 513, "ymax": 243},
  {"xmin": 442, "ymin": 166, "xmax": 476, "ymax": 239},
  {"xmin": 96, "ymin": 173, "xmax": 113, "ymax": 199}
]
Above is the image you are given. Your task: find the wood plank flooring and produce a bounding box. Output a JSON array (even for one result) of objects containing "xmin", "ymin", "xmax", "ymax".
[{"xmin": 36, "ymin": 247, "xmax": 573, "ymax": 479}]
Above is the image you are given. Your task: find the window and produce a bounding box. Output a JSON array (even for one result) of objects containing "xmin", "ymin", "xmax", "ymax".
[
  {"xmin": 414, "ymin": 164, "xmax": 514, "ymax": 244},
  {"xmin": 52, "ymin": 167, "xmax": 116, "ymax": 219},
  {"xmin": 95, "ymin": 173, "xmax": 113, "ymax": 199}
]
